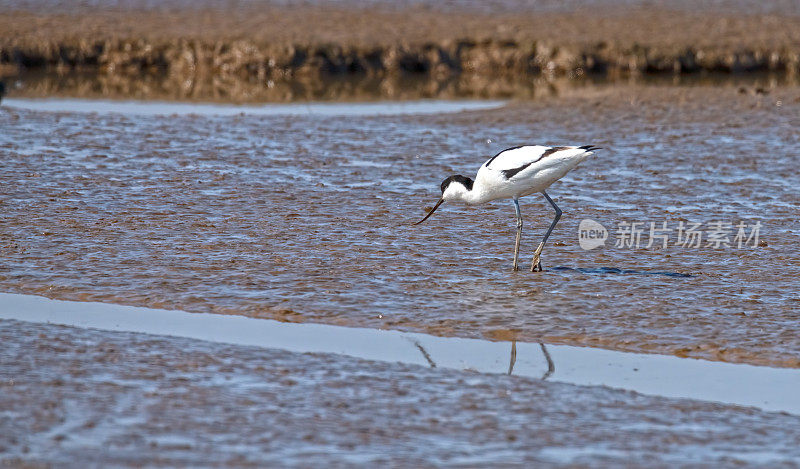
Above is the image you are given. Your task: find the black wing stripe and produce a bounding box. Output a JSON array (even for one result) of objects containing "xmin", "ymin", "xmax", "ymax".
[
  {"xmin": 501, "ymin": 162, "xmax": 532, "ymax": 179},
  {"xmin": 500, "ymin": 146, "xmax": 569, "ymax": 179},
  {"xmin": 541, "ymin": 146, "xmax": 570, "ymax": 158},
  {"xmin": 484, "ymin": 145, "xmax": 524, "ymax": 168},
  {"xmin": 497, "ymin": 145, "xmax": 597, "ymax": 179}
]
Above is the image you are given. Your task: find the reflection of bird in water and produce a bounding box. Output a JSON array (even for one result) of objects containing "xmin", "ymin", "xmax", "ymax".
[
  {"xmin": 0, "ymin": 80, "xmax": 6, "ymax": 104},
  {"xmin": 413, "ymin": 339, "xmax": 555, "ymax": 380},
  {"xmin": 507, "ymin": 342, "xmax": 555, "ymax": 379},
  {"xmin": 414, "ymin": 145, "xmax": 599, "ymax": 271},
  {"xmin": 413, "ymin": 341, "xmax": 436, "ymax": 368}
]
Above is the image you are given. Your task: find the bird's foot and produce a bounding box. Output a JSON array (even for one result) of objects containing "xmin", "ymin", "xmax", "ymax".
[{"xmin": 530, "ymin": 244, "xmax": 544, "ymax": 272}]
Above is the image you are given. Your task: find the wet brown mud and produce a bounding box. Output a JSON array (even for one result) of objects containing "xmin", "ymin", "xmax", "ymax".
[
  {"xmin": 1, "ymin": 84, "xmax": 798, "ymax": 367},
  {"xmin": 4, "ymin": 1, "xmax": 800, "ymax": 86},
  {"xmin": 4, "ymin": 319, "xmax": 800, "ymax": 466}
]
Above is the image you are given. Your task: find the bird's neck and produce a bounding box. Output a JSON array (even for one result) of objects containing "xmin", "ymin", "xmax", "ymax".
[{"xmin": 459, "ymin": 185, "xmax": 491, "ymax": 205}]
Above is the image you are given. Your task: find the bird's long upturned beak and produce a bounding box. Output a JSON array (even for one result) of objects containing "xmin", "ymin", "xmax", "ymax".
[{"xmin": 413, "ymin": 198, "xmax": 444, "ymax": 225}]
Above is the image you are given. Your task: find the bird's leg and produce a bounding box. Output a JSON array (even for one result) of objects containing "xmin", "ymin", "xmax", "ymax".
[
  {"xmin": 508, "ymin": 341, "xmax": 517, "ymax": 375},
  {"xmin": 531, "ymin": 191, "xmax": 562, "ymax": 272},
  {"xmin": 512, "ymin": 198, "xmax": 523, "ymax": 271},
  {"xmin": 540, "ymin": 343, "xmax": 555, "ymax": 380}
]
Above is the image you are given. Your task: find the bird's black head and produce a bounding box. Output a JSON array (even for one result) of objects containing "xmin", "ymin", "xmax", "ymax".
[
  {"xmin": 414, "ymin": 175, "xmax": 474, "ymax": 226},
  {"xmin": 440, "ymin": 175, "xmax": 474, "ymax": 194}
]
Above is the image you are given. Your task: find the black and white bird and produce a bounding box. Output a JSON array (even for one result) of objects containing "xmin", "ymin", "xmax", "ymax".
[{"xmin": 414, "ymin": 144, "xmax": 599, "ymax": 272}]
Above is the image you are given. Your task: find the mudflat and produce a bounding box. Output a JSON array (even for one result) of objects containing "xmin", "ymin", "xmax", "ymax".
[
  {"xmin": 4, "ymin": 318, "xmax": 800, "ymax": 466},
  {"xmin": 3, "ymin": 3, "xmax": 800, "ymax": 463},
  {"xmin": 2, "ymin": 84, "xmax": 798, "ymax": 367}
]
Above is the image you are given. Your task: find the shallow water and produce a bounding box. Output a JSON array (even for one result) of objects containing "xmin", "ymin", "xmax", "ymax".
[
  {"xmin": 6, "ymin": 318, "xmax": 800, "ymax": 466},
  {"xmin": 3, "ymin": 293, "xmax": 800, "ymax": 414},
  {"xmin": 7, "ymin": 70, "xmax": 799, "ymax": 104},
  {"xmin": 2, "ymin": 98, "xmax": 506, "ymax": 116},
  {"xmin": 1, "ymin": 86, "xmax": 799, "ymax": 366}
]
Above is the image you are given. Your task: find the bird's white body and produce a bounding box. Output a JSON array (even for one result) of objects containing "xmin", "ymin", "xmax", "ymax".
[
  {"xmin": 443, "ymin": 145, "xmax": 595, "ymax": 205},
  {"xmin": 415, "ymin": 144, "xmax": 599, "ymax": 272}
]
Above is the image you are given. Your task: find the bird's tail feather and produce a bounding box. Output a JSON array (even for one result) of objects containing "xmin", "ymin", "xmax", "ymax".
[{"xmin": 578, "ymin": 144, "xmax": 601, "ymax": 152}]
